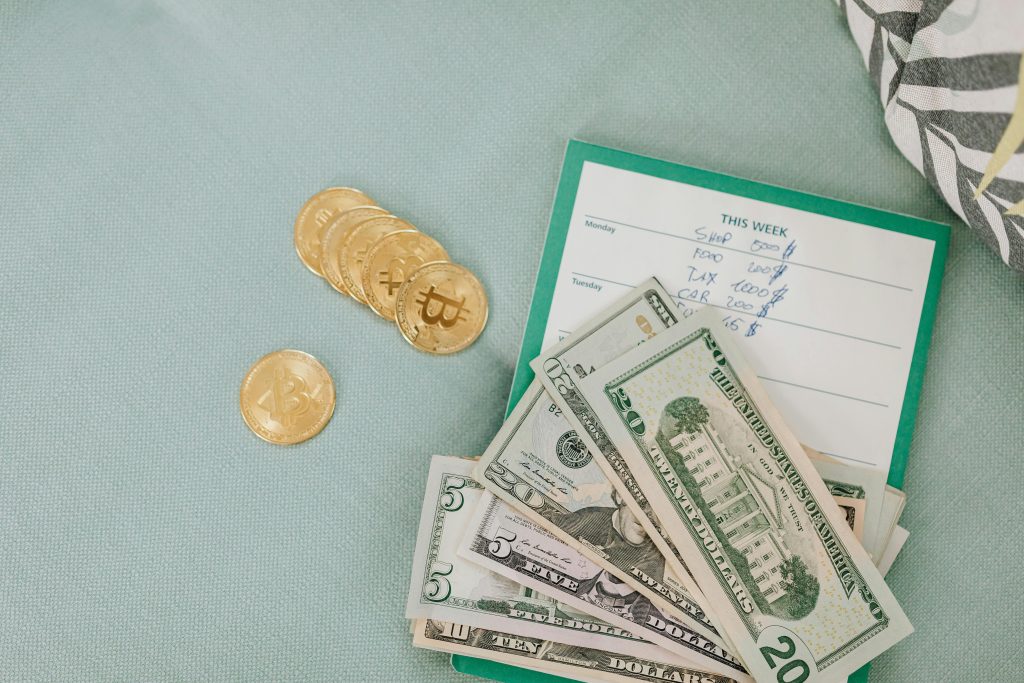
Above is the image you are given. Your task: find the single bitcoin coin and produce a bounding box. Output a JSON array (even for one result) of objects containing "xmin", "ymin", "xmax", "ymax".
[
  {"xmin": 395, "ymin": 262, "xmax": 488, "ymax": 354},
  {"xmin": 321, "ymin": 206, "xmax": 392, "ymax": 295},
  {"xmin": 239, "ymin": 350, "xmax": 336, "ymax": 445},
  {"xmin": 337, "ymin": 216, "xmax": 417, "ymax": 304},
  {"xmin": 294, "ymin": 187, "xmax": 375, "ymax": 277},
  {"xmin": 361, "ymin": 230, "xmax": 449, "ymax": 320}
]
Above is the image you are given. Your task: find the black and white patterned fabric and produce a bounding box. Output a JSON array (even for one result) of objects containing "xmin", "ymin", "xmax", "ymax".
[{"xmin": 838, "ymin": 0, "xmax": 1024, "ymax": 272}]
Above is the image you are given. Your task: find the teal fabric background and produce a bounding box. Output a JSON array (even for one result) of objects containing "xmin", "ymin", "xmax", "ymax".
[{"xmin": 1, "ymin": 2, "xmax": 1022, "ymax": 681}]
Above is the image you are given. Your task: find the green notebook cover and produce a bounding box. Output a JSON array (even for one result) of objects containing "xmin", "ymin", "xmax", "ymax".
[{"xmin": 452, "ymin": 139, "xmax": 948, "ymax": 683}]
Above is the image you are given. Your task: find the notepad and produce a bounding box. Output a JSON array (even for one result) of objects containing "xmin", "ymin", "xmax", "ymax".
[
  {"xmin": 454, "ymin": 140, "xmax": 947, "ymax": 683},
  {"xmin": 511, "ymin": 140, "xmax": 947, "ymax": 487}
]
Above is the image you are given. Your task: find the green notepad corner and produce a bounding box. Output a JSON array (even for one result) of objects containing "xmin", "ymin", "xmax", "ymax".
[{"xmin": 452, "ymin": 655, "xmax": 579, "ymax": 683}]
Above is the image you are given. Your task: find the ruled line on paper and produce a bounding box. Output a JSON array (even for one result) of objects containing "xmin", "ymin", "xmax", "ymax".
[
  {"xmin": 817, "ymin": 451, "xmax": 876, "ymax": 467},
  {"xmin": 583, "ymin": 214, "xmax": 914, "ymax": 292},
  {"xmin": 757, "ymin": 376, "xmax": 889, "ymax": 408},
  {"xmin": 565, "ymin": 271, "xmax": 903, "ymax": 350},
  {"xmin": 570, "ymin": 272, "xmax": 636, "ymax": 290},
  {"xmin": 670, "ymin": 294, "xmax": 902, "ymax": 350}
]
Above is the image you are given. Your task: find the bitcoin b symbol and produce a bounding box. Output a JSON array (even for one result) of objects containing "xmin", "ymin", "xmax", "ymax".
[
  {"xmin": 415, "ymin": 285, "xmax": 467, "ymax": 328},
  {"xmin": 257, "ymin": 369, "xmax": 314, "ymax": 426},
  {"xmin": 379, "ymin": 256, "xmax": 419, "ymax": 296}
]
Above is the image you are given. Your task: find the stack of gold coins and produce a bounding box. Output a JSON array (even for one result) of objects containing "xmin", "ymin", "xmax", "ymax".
[{"xmin": 294, "ymin": 188, "xmax": 488, "ymax": 355}]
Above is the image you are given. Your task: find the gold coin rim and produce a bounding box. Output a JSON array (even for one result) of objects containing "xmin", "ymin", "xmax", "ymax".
[
  {"xmin": 361, "ymin": 230, "xmax": 448, "ymax": 320},
  {"xmin": 321, "ymin": 206, "xmax": 392, "ymax": 296},
  {"xmin": 394, "ymin": 262, "xmax": 488, "ymax": 355},
  {"xmin": 293, "ymin": 187, "xmax": 374, "ymax": 278},
  {"xmin": 239, "ymin": 349, "xmax": 336, "ymax": 445},
  {"xmin": 337, "ymin": 216, "xmax": 418, "ymax": 304}
]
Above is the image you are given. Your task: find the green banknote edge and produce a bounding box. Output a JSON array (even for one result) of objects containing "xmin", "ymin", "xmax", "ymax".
[{"xmin": 459, "ymin": 138, "xmax": 945, "ymax": 683}]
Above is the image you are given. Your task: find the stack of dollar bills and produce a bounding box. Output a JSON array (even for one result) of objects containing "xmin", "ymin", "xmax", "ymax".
[{"xmin": 406, "ymin": 278, "xmax": 912, "ymax": 683}]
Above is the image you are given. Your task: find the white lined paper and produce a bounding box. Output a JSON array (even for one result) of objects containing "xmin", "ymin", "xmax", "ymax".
[{"xmin": 541, "ymin": 161, "xmax": 937, "ymax": 475}]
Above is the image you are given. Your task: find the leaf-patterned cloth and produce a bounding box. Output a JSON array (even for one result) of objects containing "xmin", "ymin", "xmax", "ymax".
[{"xmin": 838, "ymin": 0, "xmax": 1024, "ymax": 271}]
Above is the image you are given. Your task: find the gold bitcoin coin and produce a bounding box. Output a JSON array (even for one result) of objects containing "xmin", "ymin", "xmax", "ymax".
[
  {"xmin": 395, "ymin": 262, "xmax": 488, "ymax": 355},
  {"xmin": 294, "ymin": 187, "xmax": 375, "ymax": 277},
  {"xmin": 361, "ymin": 231, "xmax": 449, "ymax": 320},
  {"xmin": 239, "ymin": 350, "xmax": 336, "ymax": 445},
  {"xmin": 337, "ymin": 216, "xmax": 417, "ymax": 304},
  {"xmin": 321, "ymin": 206, "xmax": 392, "ymax": 295}
]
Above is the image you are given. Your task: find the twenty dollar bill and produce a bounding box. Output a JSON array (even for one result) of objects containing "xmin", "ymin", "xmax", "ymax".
[{"xmin": 576, "ymin": 307, "xmax": 912, "ymax": 681}]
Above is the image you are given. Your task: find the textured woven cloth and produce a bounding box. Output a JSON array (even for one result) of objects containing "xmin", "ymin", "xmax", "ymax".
[
  {"xmin": 839, "ymin": 0, "xmax": 1024, "ymax": 271},
  {"xmin": 1, "ymin": 2, "xmax": 1022, "ymax": 681}
]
